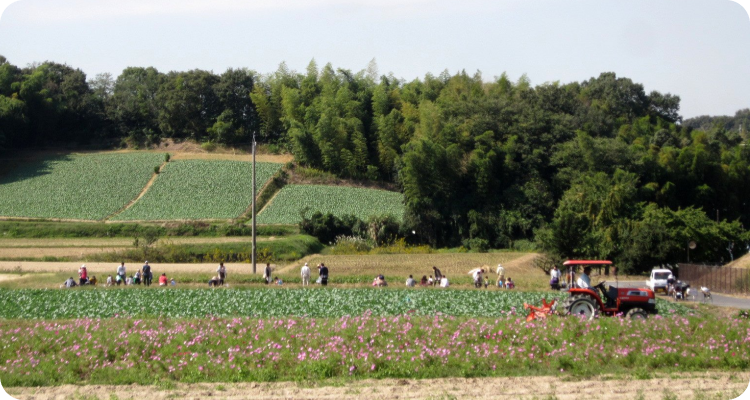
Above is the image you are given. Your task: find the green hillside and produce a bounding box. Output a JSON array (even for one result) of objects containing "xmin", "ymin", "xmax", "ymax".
[
  {"xmin": 111, "ymin": 160, "xmax": 281, "ymax": 221},
  {"xmin": 0, "ymin": 153, "xmax": 164, "ymax": 220},
  {"xmin": 257, "ymin": 184, "xmax": 404, "ymax": 224}
]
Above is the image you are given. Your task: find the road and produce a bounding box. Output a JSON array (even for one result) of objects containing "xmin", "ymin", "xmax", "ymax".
[{"xmin": 611, "ymin": 280, "xmax": 750, "ymax": 310}]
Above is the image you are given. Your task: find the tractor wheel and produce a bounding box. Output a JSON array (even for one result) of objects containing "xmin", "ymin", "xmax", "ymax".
[
  {"xmin": 626, "ymin": 308, "xmax": 648, "ymax": 319},
  {"xmin": 564, "ymin": 295, "xmax": 598, "ymax": 319}
]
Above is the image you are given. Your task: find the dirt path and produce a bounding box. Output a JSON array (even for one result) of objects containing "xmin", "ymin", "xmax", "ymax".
[{"xmin": 5, "ymin": 373, "xmax": 748, "ymax": 400}]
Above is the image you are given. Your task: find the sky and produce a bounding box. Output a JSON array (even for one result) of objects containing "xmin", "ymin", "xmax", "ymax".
[{"xmin": 0, "ymin": 0, "xmax": 748, "ymax": 119}]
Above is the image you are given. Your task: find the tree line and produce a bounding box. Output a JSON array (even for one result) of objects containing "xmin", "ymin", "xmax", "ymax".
[{"xmin": 1, "ymin": 55, "xmax": 748, "ymax": 272}]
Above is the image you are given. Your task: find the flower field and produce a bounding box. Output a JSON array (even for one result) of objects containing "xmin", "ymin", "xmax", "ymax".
[
  {"xmin": 257, "ymin": 185, "xmax": 405, "ymax": 224},
  {"xmin": 0, "ymin": 153, "xmax": 165, "ymax": 220},
  {"xmin": 0, "ymin": 288, "xmax": 690, "ymax": 319},
  {"xmin": 0, "ymin": 312, "xmax": 747, "ymax": 386},
  {"xmin": 111, "ymin": 160, "xmax": 282, "ymax": 221}
]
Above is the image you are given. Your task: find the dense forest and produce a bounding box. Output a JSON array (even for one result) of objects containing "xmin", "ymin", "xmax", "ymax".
[{"xmin": 1, "ymin": 55, "xmax": 748, "ymax": 272}]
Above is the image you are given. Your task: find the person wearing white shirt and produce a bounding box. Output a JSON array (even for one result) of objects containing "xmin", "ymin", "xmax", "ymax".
[
  {"xmin": 116, "ymin": 262, "xmax": 126, "ymax": 282},
  {"xmin": 440, "ymin": 276, "xmax": 449, "ymax": 288},
  {"xmin": 300, "ymin": 263, "xmax": 311, "ymax": 286},
  {"xmin": 550, "ymin": 266, "xmax": 562, "ymax": 290},
  {"xmin": 577, "ymin": 267, "xmax": 592, "ymax": 289},
  {"xmin": 405, "ymin": 275, "xmax": 415, "ymax": 287},
  {"xmin": 468, "ymin": 268, "xmax": 484, "ymax": 288},
  {"xmin": 496, "ymin": 264, "xmax": 505, "ymax": 288},
  {"xmin": 217, "ymin": 262, "xmax": 227, "ymax": 285}
]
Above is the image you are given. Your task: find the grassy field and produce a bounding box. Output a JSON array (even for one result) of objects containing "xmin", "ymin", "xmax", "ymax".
[
  {"xmin": 112, "ymin": 160, "xmax": 282, "ymax": 221},
  {"xmin": 257, "ymin": 184, "xmax": 405, "ymax": 224},
  {"xmin": 0, "ymin": 153, "xmax": 164, "ymax": 220}
]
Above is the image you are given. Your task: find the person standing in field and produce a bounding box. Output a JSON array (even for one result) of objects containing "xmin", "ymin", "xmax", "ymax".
[
  {"xmin": 319, "ymin": 263, "xmax": 329, "ymax": 286},
  {"xmin": 142, "ymin": 261, "xmax": 152, "ymax": 287},
  {"xmin": 217, "ymin": 262, "xmax": 227, "ymax": 286},
  {"xmin": 116, "ymin": 262, "xmax": 126, "ymax": 284},
  {"xmin": 301, "ymin": 262, "xmax": 311, "ymax": 286},
  {"xmin": 432, "ymin": 266, "xmax": 443, "ymax": 286},
  {"xmin": 496, "ymin": 264, "xmax": 505, "ymax": 288},
  {"xmin": 78, "ymin": 265, "xmax": 88, "ymax": 286},
  {"xmin": 263, "ymin": 263, "xmax": 272, "ymax": 285},
  {"xmin": 550, "ymin": 265, "xmax": 561, "ymax": 290}
]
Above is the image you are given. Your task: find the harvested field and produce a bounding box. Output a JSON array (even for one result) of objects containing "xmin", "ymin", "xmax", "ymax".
[
  {"xmin": 5, "ymin": 373, "xmax": 748, "ymax": 400},
  {"xmin": 278, "ymin": 252, "xmax": 539, "ymax": 277}
]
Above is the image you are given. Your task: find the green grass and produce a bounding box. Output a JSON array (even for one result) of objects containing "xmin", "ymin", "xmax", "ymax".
[
  {"xmin": 257, "ymin": 184, "xmax": 405, "ymax": 224},
  {"xmin": 0, "ymin": 153, "xmax": 164, "ymax": 220},
  {"xmin": 0, "ymin": 220, "xmax": 298, "ymax": 238},
  {"xmin": 111, "ymin": 160, "xmax": 282, "ymax": 221}
]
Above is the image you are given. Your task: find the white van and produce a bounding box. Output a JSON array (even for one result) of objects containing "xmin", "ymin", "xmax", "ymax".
[{"xmin": 646, "ymin": 268, "xmax": 672, "ymax": 293}]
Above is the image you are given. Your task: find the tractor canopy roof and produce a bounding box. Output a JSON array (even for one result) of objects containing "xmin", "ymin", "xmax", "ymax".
[{"xmin": 562, "ymin": 260, "xmax": 613, "ymax": 266}]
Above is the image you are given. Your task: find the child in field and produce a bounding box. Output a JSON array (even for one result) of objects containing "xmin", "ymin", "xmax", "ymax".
[
  {"xmin": 159, "ymin": 273, "xmax": 168, "ymax": 286},
  {"xmin": 88, "ymin": 276, "xmax": 97, "ymax": 286},
  {"xmin": 505, "ymin": 277, "xmax": 515, "ymax": 289},
  {"xmin": 275, "ymin": 276, "xmax": 283, "ymax": 285},
  {"xmin": 106, "ymin": 275, "xmax": 113, "ymax": 286}
]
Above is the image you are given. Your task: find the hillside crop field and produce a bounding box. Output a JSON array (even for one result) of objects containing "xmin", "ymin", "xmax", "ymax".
[
  {"xmin": 0, "ymin": 153, "xmax": 164, "ymax": 220},
  {"xmin": 112, "ymin": 160, "xmax": 281, "ymax": 221},
  {"xmin": 257, "ymin": 184, "xmax": 405, "ymax": 224}
]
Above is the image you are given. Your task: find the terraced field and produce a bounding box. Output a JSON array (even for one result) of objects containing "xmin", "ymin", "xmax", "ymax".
[
  {"xmin": 0, "ymin": 153, "xmax": 164, "ymax": 220},
  {"xmin": 257, "ymin": 184, "xmax": 405, "ymax": 224},
  {"xmin": 112, "ymin": 160, "xmax": 281, "ymax": 221}
]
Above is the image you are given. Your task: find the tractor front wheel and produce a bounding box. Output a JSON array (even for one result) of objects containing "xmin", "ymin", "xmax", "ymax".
[
  {"xmin": 626, "ymin": 308, "xmax": 648, "ymax": 319},
  {"xmin": 564, "ymin": 295, "xmax": 598, "ymax": 319}
]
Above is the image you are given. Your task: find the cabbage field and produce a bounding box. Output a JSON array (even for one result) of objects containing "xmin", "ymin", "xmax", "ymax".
[
  {"xmin": 0, "ymin": 288, "xmax": 691, "ymax": 319},
  {"xmin": 0, "ymin": 153, "xmax": 164, "ymax": 220},
  {"xmin": 257, "ymin": 185, "xmax": 405, "ymax": 224},
  {"xmin": 112, "ymin": 160, "xmax": 282, "ymax": 221}
]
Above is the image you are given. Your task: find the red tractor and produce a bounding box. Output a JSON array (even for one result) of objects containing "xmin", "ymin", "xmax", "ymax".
[{"xmin": 561, "ymin": 260, "xmax": 657, "ymax": 319}]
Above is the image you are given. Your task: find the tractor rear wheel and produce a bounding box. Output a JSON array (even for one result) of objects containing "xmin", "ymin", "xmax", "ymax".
[
  {"xmin": 626, "ymin": 308, "xmax": 648, "ymax": 319},
  {"xmin": 564, "ymin": 295, "xmax": 598, "ymax": 319}
]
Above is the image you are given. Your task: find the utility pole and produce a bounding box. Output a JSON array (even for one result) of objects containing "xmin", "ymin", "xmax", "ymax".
[{"xmin": 252, "ymin": 132, "xmax": 257, "ymax": 274}]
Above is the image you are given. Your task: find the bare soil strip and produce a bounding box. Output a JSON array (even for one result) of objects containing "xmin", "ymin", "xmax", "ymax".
[{"xmin": 5, "ymin": 373, "xmax": 748, "ymax": 400}]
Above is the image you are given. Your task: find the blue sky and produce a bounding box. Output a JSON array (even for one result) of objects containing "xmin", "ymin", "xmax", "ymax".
[{"xmin": 0, "ymin": 0, "xmax": 748, "ymax": 119}]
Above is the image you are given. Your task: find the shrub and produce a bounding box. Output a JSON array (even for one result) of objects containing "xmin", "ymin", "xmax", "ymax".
[{"xmin": 462, "ymin": 238, "xmax": 489, "ymax": 253}]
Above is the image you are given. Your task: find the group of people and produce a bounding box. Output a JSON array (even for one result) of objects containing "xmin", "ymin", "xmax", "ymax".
[
  {"xmin": 297, "ymin": 262, "xmax": 328, "ymax": 286},
  {"xmin": 63, "ymin": 261, "xmax": 176, "ymax": 289},
  {"xmin": 105, "ymin": 261, "xmax": 170, "ymax": 287},
  {"xmin": 549, "ymin": 265, "xmax": 591, "ymax": 290}
]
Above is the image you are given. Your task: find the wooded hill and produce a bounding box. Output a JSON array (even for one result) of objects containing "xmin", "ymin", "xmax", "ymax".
[{"xmin": 1, "ymin": 55, "xmax": 748, "ymax": 272}]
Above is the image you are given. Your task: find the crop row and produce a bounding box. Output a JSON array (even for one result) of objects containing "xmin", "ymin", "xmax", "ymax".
[
  {"xmin": 257, "ymin": 184, "xmax": 405, "ymax": 224},
  {"xmin": 0, "ymin": 153, "xmax": 164, "ymax": 220},
  {"xmin": 112, "ymin": 160, "xmax": 282, "ymax": 221},
  {"xmin": 0, "ymin": 288, "xmax": 690, "ymax": 319}
]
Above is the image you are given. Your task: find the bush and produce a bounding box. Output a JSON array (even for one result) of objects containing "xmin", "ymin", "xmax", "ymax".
[
  {"xmin": 462, "ymin": 238, "xmax": 489, "ymax": 253},
  {"xmin": 299, "ymin": 212, "xmax": 361, "ymax": 244},
  {"xmin": 329, "ymin": 235, "xmax": 372, "ymax": 255},
  {"xmin": 201, "ymin": 141, "xmax": 217, "ymax": 152}
]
